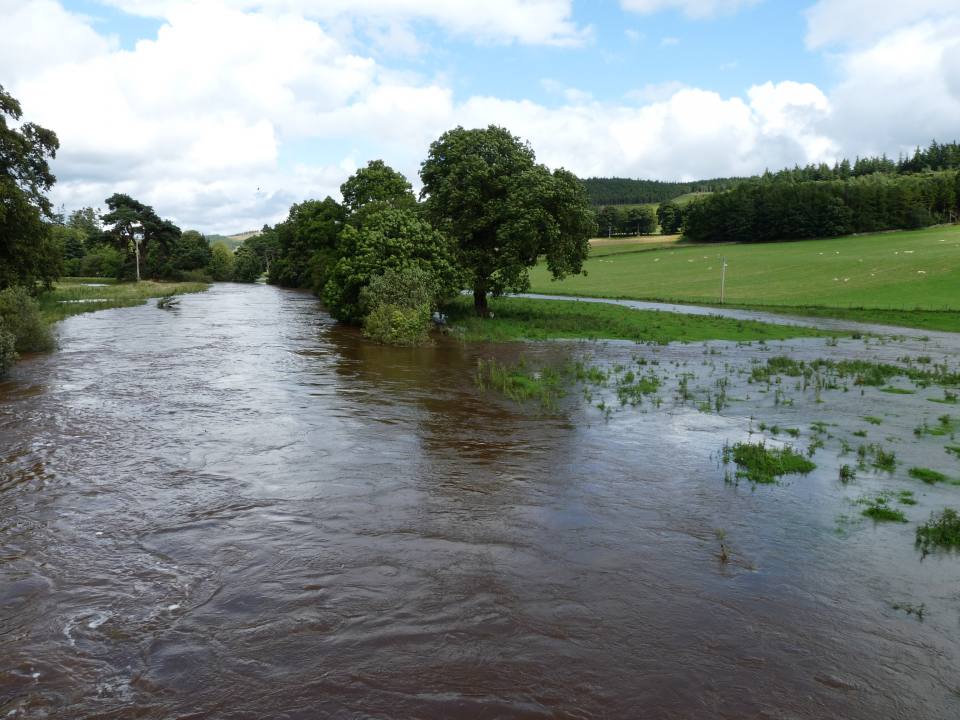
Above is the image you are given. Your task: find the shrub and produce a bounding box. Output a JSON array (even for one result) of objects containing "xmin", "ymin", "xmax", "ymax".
[
  {"xmin": 0, "ymin": 319, "xmax": 17, "ymax": 377},
  {"xmin": 362, "ymin": 302, "xmax": 431, "ymax": 346},
  {"xmin": 0, "ymin": 287, "xmax": 54, "ymax": 353}
]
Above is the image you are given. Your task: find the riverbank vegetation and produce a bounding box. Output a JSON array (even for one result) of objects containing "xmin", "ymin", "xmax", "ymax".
[
  {"xmin": 37, "ymin": 279, "xmax": 209, "ymax": 323},
  {"xmin": 445, "ymin": 296, "xmax": 836, "ymax": 344}
]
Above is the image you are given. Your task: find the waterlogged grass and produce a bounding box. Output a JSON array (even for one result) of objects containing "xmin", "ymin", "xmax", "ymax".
[
  {"xmin": 529, "ymin": 225, "xmax": 960, "ymax": 325},
  {"xmin": 908, "ymin": 467, "xmax": 953, "ymax": 485},
  {"xmin": 749, "ymin": 355, "xmax": 960, "ymax": 389},
  {"xmin": 446, "ymin": 296, "xmax": 835, "ymax": 344},
  {"xmin": 474, "ymin": 356, "xmax": 665, "ymax": 416},
  {"xmin": 916, "ymin": 509, "xmax": 960, "ymax": 551},
  {"xmin": 39, "ymin": 279, "xmax": 210, "ymax": 323},
  {"xmin": 473, "ymin": 358, "xmax": 567, "ymax": 410},
  {"xmin": 723, "ymin": 441, "xmax": 816, "ymax": 484}
]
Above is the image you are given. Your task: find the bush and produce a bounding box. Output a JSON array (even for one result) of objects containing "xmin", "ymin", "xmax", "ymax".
[
  {"xmin": 362, "ymin": 302, "xmax": 431, "ymax": 346},
  {"xmin": 0, "ymin": 287, "xmax": 55, "ymax": 353},
  {"xmin": 0, "ymin": 319, "xmax": 17, "ymax": 377}
]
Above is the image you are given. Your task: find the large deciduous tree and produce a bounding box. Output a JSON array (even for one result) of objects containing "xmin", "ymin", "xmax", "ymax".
[
  {"xmin": 420, "ymin": 126, "xmax": 595, "ymax": 315},
  {"xmin": 0, "ymin": 84, "xmax": 62, "ymax": 290}
]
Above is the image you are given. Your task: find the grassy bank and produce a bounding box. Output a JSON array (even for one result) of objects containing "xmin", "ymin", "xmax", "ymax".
[
  {"xmin": 529, "ymin": 226, "xmax": 960, "ymax": 331},
  {"xmin": 39, "ymin": 278, "xmax": 210, "ymax": 323},
  {"xmin": 446, "ymin": 296, "xmax": 837, "ymax": 344}
]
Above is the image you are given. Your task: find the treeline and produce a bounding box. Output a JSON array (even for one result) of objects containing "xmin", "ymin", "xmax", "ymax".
[
  {"xmin": 49, "ymin": 195, "xmax": 238, "ymax": 282},
  {"xmin": 766, "ymin": 140, "xmax": 960, "ymax": 183},
  {"xmin": 683, "ymin": 170, "xmax": 960, "ymax": 243},
  {"xmin": 581, "ymin": 176, "xmax": 742, "ymax": 206}
]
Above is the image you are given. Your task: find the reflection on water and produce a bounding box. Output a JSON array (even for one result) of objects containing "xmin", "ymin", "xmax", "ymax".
[{"xmin": 1, "ymin": 283, "xmax": 958, "ymax": 719}]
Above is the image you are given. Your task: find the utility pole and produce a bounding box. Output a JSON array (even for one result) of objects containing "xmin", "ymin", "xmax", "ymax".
[
  {"xmin": 720, "ymin": 257, "xmax": 727, "ymax": 303},
  {"xmin": 132, "ymin": 222, "xmax": 144, "ymax": 282}
]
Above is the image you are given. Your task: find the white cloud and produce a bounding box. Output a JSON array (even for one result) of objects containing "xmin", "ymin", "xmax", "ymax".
[
  {"xmin": 456, "ymin": 84, "xmax": 835, "ymax": 180},
  {"xmin": 804, "ymin": 0, "xmax": 960, "ymax": 48},
  {"xmin": 0, "ymin": 0, "xmax": 116, "ymax": 80},
  {"xmin": 7, "ymin": 0, "xmax": 960, "ymax": 233},
  {"xmin": 823, "ymin": 20, "xmax": 960, "ymax": 156},
  {"xmin": 620, "ymin": 0, "xmax": 760, "ymax": 20},
  {"xmin": 660, "ymin": 37, "xmax": 680, "ymax": 47},
  {"xmin": 100, "ymin": 0, "xmax": 591, "ymax": 46}
]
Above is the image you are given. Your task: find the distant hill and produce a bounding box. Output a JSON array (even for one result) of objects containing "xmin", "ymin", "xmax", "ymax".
[
  {"xmin": 581, "ymin": 177, "xmax": 743, "ymax": 207},
  {"xmin": 205, "ymin": 230, "xmax": 260, "ymax": 252}
]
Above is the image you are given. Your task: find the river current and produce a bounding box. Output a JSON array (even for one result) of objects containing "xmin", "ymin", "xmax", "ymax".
[{"xmin": 1, "ymin": 283, "xmax": 958, "ymax": 719}]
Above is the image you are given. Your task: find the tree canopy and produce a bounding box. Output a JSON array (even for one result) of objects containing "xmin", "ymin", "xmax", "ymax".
[
  {"xmin": 420, "ymin": 125, "xmax": 595, "ymax": 314},
  {"xmin": 0, "ymin": 84, "xmax": 61, "ymax": 290}
]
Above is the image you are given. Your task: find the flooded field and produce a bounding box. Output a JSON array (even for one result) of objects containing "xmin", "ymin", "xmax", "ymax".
[{"xmin": 1, "ymin": 283, "xmax": 958, "ymax": 719}]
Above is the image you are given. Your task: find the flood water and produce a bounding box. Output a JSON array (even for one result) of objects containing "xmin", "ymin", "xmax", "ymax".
[{"xmin": 2, "ymin": 283, "xmax": 959, "ymax": 719}]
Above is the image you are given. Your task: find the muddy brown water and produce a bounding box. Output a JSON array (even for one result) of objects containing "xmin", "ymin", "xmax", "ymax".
[{"xmin": 2, "ymin": 283, "xmax": 959, "ymax": 719}]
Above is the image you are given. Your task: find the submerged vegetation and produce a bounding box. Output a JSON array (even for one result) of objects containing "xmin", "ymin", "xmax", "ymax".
[
  {"xmin": 916, "ymin": 509, "xmax": 960, "ymax": 552},
  {"xmin": 723, "ymin": 441, "xmax": 816, "ymax": 484}
]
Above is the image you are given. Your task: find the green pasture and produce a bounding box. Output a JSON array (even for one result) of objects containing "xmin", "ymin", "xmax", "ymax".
[{"xmin": 530, "ymin": 226, "xmax": 960, "ymax": 313}]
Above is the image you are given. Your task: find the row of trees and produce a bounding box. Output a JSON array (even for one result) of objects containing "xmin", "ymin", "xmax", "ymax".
[
  {"xmin": 237, "ymin": 127, "xmax": 596, "ymax": 341},
  {"xmin": 594, "ymin": 205, "xmax": 657, "ymax": 236},
  {"xmin": 683, "ymin": 170, "xmax": 960, "ymax": 243}
]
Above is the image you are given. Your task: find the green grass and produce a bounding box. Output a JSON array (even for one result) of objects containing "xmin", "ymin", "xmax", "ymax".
[
  {"xmin": 473, "ymin": 358, "xmax": 567, "ymax": 409},
  {"xmin": 909, "ymin": 467, "xmax": 952, "ymax": 485},
  {"xmin": 39, "ymin": 279, "xmax": 210, "ymax": 323},
  {"xmin": 916, "ymin": 509, "xmax": 960, "ymax": 551},
  {"xmin": 723, "ymin": 441, "xmax": 816, "ymax": 484},
  {"xmin": 529, "ymin": 225, "xmax": 960, "ymax": 330},
  {"xmin": 446, "ymin": 296, "xmax": 837, "ymax": 344},
  {"xmin": 858, "ymin": 491, "xmax": 912, "ymax": 522}
]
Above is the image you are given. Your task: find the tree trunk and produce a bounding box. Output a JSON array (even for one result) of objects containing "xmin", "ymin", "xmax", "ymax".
[{"xmin": 473, "ymin": 287, "xmax": 489, "ymax": 317}]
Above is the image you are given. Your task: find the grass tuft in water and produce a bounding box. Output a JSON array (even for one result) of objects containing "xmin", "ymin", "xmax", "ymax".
[
  {"xmin": 859, "ymin": 494, "xmax": 908, "ymax": 523},
  {"xmin": 474, "ymin": 358, "xmax": 567, "ymax": 410},
  {"xmin": 723, "ymin": 441, "xmax": 816, "ymax": 484},
  {"xmin": 908, "ymin": 467, "xmax": 950, "ymax": 485},
  {"xmin": 916, "ymin": 509, "xmax": 960, "ymax": 552}
]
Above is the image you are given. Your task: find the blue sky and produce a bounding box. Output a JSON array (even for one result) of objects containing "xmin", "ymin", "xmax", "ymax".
[{"xmin": 6, "ymin": 0, "xmax": 960, "ymax": 232}]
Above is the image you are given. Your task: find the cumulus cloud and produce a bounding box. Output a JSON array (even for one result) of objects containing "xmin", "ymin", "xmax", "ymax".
[
  {"xmin": 620, "ymin": 0, "xmax": 761, "ymax": 20},
  {"xmin": 6, "ymin": 0, "xmax": 959, "ymax": 233}
]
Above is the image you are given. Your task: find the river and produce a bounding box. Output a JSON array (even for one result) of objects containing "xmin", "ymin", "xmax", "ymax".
[{"xmin": 1, "ymin": 283, "xmax": 958, "ymax": 718}]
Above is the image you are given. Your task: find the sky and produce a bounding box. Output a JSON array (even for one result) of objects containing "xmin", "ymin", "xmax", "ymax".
[{"xmin": 3, "ymin": 0, "xmax": 960, "ymax": 233}]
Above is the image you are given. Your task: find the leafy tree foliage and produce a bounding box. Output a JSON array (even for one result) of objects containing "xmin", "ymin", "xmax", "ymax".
[
  {"xmin": 232, "ymin": 229, "xmax": 279, "ymax": 283},
  {"xmin": 323, "ymin": 206, "xmax": 459, "ymax": 323},
  {"xmin": 340, "ymin": 159, "xmax": 417, "ymax": 215},
  {"xmin": 267, "ymin": 198, "xmax": 345, "ymax": 289},
  {"xmin": 172, "ymin": 230, "xmax": 212, "ymax": 275},
  {"xmin": 360, "ymin": 266, "xmax": 436, "ymax": 346},
  {"xmin": 657, "ymin": 201, "xmax": 683, "ymax": 234},
  {"xmin": 0, "ymin": 319, "xmax": 15, "ymax": 377},
  {"xmin": 420, "ymin": 125, "xmax": 595, "ymax": 315},
  {"xmin": 0, "ymin": 85, "xmax": 62, "ymax": 290},
  {"xmin": 101, "ymin": 193, "xmax": 183, "ymax": 279},
  {"xmin": 207, "ymin": 242, "xmax": 234, "ymax": 281},
  {"xmin": 0, "ymin": 286, "xmax": 54, "ymax": 353}
]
